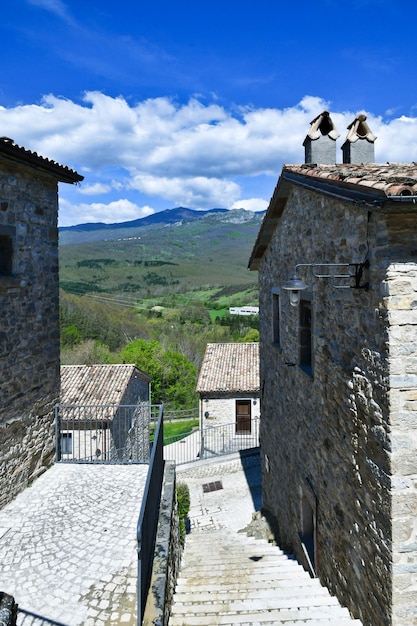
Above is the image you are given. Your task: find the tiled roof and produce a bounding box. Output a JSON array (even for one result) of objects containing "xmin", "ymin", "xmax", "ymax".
[
  {"xmin": 196, "ymin": 343, "xmax": 260, "ymax": 394},
  {"xmin": 0, "ymin": 137, "xmax": 83, "ymax": 184},
  {"xmin": 249, "ymin": 162, "xmax": 417, "ymax": 270},
  {"xmin": 284, "ymin": 162, "xmax": 417, "ymax": 196},
  {"xmin": 61, "ymin": 364, "xmax": 150, "ymax": 405}
]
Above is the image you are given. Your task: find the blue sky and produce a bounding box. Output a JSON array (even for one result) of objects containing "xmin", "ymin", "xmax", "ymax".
[{"xmin": 1, "ymin": 0, "xmax": 417, "ymax": 226}]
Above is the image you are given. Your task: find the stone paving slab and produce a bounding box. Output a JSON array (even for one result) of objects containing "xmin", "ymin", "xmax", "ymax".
[
  {"xmin": 176, "ymin": 451, "xmax": 262, "ymax": 534},
  {"xmin": 0, "ymin": 463, "xmax": 148, "ymax": 626}
]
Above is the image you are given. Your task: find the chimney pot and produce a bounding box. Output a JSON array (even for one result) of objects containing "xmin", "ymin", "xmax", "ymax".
[
  {"xmin": 342, "ymin": 114, "xmax": 376, "ymax": 163},
  {"xmin": 303, "ymin": 110, "xmax": 340, "ymax": 164}
]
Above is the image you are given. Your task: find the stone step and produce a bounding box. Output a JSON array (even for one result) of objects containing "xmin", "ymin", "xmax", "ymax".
[
  {"xmin": 170, "ymin": 607, "xmax": 362, "ymax": 625},
  {"xmin": 172, "ymin": 584, "xmax": 336, "ymax": 604},
  {"xmin": 174, "ymin": 577, "xmax": 323, "ymax": 593},
  {"xmin": 182, "ymin": 548, "xmax": 292, "ymax": 562},
  {"xmin": 169, "ymin": 526, "xmax": 361, "ymax": 625},
  {"xmin": 175, "ymin": 570, "xmax": 310, "ymax": 588},
  {"xmin": 179, "ymin": 560, "xmax": 302, "ymax": 576},
  {"xmin": 170, "ymin": 594, "xmax": 345, "ymax": 615}
]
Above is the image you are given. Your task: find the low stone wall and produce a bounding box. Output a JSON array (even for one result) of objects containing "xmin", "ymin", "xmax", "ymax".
[
  {"xmin": 0, "ymin": 592, "xmax": 17, "ymax": 626},
  {"xmin": 143, "ymin": 461, "xmax": 182, "ymax": 626}
]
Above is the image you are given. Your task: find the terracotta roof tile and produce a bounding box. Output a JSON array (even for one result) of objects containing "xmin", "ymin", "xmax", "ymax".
[
  {"xmin": 196, "ymin": 343, "xmax": 259, "ymax": 394},
  {"xmin": 61, "ymin": 364, "xmax": 150, "ymax": 406},
  {"xmin": 284, "ymin": 162, "xmax": 417, "ymax": 196}
]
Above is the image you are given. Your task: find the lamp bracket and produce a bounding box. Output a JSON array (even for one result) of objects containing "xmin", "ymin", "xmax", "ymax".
[{"xmin": 294, "ymin": 261, "xmax": 369, "ymax": 290}]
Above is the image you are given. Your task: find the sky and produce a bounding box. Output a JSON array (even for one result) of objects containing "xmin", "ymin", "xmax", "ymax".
[{"xmin": 1, "ymin": 0, "xmax": 417, "ymax": 226}]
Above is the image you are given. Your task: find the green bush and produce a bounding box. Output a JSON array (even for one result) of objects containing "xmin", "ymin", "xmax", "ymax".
[{"xmin": 177, "ymin": 482, "xmax": 190, "ymax": 546}]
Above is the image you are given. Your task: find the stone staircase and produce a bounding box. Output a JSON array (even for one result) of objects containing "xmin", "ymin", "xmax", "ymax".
[{"xmin": 169, "ymin": 527, "xmax": 362, "ymax": 626}]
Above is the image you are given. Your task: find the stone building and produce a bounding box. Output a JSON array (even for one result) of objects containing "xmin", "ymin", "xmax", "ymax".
[
  {"xmin": 248, "ymin": 114, "xmax": 417, "ymax": 625},
  {"xmin": 196, "ymin": 342, "xmax": 260, "ymax": 430},
  {"xmin": 0, "ymin": 137, "xmax": 82, "ymax": 509},
  {"xmin": 59, "ymin": 364, "xmax": 151, "ymax": 462}
]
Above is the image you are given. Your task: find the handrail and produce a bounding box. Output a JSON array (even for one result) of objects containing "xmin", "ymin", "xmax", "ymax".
[{"xmin": 136, "ymin": 404, "xmax": 164, "ymax": 625}]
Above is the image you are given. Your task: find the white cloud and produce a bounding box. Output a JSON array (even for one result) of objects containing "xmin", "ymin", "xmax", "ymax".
[
  {"xmin": 1, "ymin": 92, "xmax": 417, "ymax": 225},
  {"xmin": 59, "ymin": 199, "xmax": 154, "ymax": 227},
  {"xmin": 129, "ymin": 174, "xmax": 240, "ymax": 209},
  {"xmin": 78, "ymin": 182, "xmax": 112, "ymax": 196},
  {"xmin": 230, "ymin": 198, "xmax": 269, "ymax": 212}
]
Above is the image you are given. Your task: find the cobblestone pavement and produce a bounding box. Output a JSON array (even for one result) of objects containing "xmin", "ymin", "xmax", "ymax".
[
  {"xmin": 176, "ymin": 451, "xmax": 262, "ymax": 533},
  {"xmin": 0, "ymin": 463, "xmax": 148, "ymax": 626}
]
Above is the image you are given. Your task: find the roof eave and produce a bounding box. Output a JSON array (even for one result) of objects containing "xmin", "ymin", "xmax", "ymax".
[
  {"xmin": 0, "ymin": 141, "xmax": 83, "ymax": 184},
  {"xmin": 248, "ymin": 175, "xmax": 292, "ymax": 270}
]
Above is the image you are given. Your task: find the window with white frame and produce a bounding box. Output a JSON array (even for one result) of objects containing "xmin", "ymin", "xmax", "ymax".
[{"xmin": 61, "ymin": 432, "xmax": 73, "ymax": 455}]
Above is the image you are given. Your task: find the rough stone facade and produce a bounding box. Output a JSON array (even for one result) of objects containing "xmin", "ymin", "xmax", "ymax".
[
  {"xmin": 0, "ymin": 142, "xmax": 82, "ymax": 510},
  {"xmin": 250, "ymin": 170, "xmax": 417, "ymax": 626}
]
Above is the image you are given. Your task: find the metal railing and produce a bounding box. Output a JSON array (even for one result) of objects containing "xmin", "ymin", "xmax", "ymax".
[
  {"xmin": 163, "ymin": 407, "xmax": 199, "ymax": 422},
  {"xmin": 163, "ymin": 417, "xmax": 260, "ymax": 465},
  {"xmin": 55, "ymin": 402, "xmax": 152, "ymax": 463},
  {"xmin": 137, "ymin": 404, "xmax": 164, "ymax": 626}
]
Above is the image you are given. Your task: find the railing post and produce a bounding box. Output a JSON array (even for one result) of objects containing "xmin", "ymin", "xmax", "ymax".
[{"xmin": 55, "ymin": 404, "xmax": 60, "ymax": 463}]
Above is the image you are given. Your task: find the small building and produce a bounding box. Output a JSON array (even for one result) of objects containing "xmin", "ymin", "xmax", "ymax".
[
  {"xmin": 59, "ymin": 364, "xmax": 151, "ymax": 462},
  {"xmin": 249, "ymin": 112, "xmax": 417, "ymax": 626},
  {"xmin": 229, "ymin": 306, "xmax": 259, "ymax": 316},
  {"xmin": 0, "ymin": 137, "xmax": 82, "ymax": 509},
  {"xmin": 196, "ymin": 342, "xmax": 260, "ymax": 433}
]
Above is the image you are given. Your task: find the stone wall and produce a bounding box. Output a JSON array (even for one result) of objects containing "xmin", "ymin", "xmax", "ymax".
[
  {"xmin": 143, "ymin": 461, "xmax": 182, "ymax": 626},
  {"xmin": 257, "ymin": 185, "xmax": 412, "ymax": 625},
  {"xmin": 385, "ymin": 259, "xmax": 417, "ymax": 625},
  {"xmin": 0, "ymin": 163, "xmax": 60, "ymax": 509}
]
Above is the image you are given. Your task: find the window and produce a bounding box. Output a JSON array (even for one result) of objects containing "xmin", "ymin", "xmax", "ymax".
[
  {"xmin": 299, "ymin": 298, "xmax": 312, "ymax": 375},
  {"xmin": 61, "ymin": 432, "xmax": 73, "ymax": 455},
  {"xmin": 0, "ymin": 234, "xmax": 13, "ymax": 276},
  {"xmin": 272, "ymin": 288, "xmax": 281, "ymax": 346}
]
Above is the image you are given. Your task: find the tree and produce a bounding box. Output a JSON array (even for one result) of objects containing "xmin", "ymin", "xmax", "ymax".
[{"xmin": 120, "ymin": 339, "xmax": 197, "ymax": 409}]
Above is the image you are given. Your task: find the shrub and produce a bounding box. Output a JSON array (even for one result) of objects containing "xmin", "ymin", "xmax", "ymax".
[{"xmin": 177, "ymin": 482, "xmax": 190, "ymax": 546}]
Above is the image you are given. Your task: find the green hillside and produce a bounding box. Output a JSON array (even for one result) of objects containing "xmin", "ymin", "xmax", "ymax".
[{"xmin": 59, "ymin": 209, "xmax": 261, "ymax": 306}]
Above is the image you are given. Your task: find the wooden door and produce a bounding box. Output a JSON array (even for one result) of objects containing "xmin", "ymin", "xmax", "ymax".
[{"xmin": 235, "ymin": 400, "xmax": 251, "ymax": 433}]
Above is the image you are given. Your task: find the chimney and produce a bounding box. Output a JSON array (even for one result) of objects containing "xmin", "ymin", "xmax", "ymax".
[
  {"xmin": 342, "ymin": 114, "xmax": 376, "ymax": 164},
  {"xmin": 303, "ymin": 110, "xmax": 340, "ymax": 164}
]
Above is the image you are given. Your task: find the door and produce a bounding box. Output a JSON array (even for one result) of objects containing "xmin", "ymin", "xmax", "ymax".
[{"xmin": 235, "ymin": 399, "xmax": 251, "ymax": 434}]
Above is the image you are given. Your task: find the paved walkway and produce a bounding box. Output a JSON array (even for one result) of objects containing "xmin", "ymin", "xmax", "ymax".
[
  {"xmin": 0, "ymin": 463, "xmax": 148, "ymax": 626},
  {"xmin": 176, "ymin": 451, "xmax": 262, "ymax": 532}
]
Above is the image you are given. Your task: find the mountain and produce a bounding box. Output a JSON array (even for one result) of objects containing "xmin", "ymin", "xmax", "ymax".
[
  {"xmin": 59, "ymin": 207, "xmax": 264, "ymax": 298},
  {"xmin": 59, "ymin": 207, "xmax": 231, "ymax": 245}
]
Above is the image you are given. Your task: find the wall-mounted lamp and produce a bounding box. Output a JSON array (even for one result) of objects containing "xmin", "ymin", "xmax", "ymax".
[{"xmin": 282, "ymin": 261, "xmax": 369, "ymax": 307}]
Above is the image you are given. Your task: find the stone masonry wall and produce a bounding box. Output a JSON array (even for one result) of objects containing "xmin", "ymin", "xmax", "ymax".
[
  {"xmin": 383, "ymin": 253, "xmax": 417, "ymax": 621},
  {"xmin": 258, "ymin": 186, "xmax": 394, "ymax": 626},
  {"xmin": 0, "ymin": 162, "xmax": 60, "ymax": 509}
]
